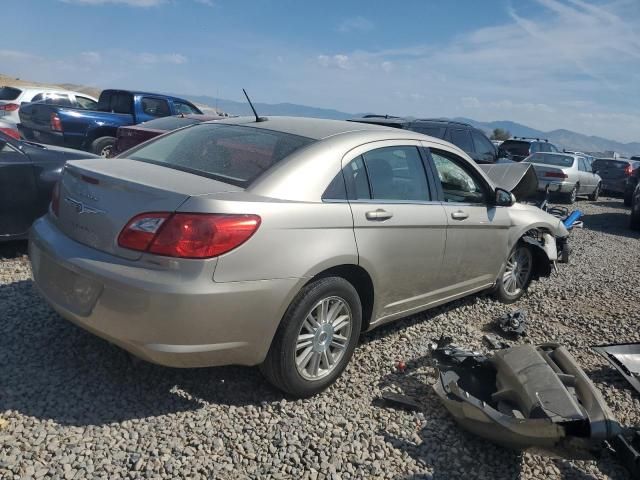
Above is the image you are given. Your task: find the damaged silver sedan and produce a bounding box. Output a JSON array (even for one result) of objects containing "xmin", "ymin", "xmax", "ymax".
[{"xmin": 30, "ymin": 117, "xmax": 570, "ymax": 396}]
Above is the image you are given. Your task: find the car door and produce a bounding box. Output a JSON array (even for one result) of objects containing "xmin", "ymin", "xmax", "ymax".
[
  {"xmin": 426, "ymin": 147, "xmax": 511, "ymax": 296},
  {"xmin": 343, "ymin": 142, "xmax": 448, "ymax": 322},
  {"xmin": 577, "ymin": 157, "xmax": 592, "ymax": 193},
  {"xmin": 0, "ymin": 140, "xmax": 38, "ymax": 237}
]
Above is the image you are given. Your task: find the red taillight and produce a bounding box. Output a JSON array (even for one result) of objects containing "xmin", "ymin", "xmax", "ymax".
[
  {"xmin": 0, "ymin": 127, "xmax": 20, "ymax": 140},
  {"xmin": 51, "ymin": 181, "xmax": 61, "ymax": 217},
  {"xmin": 51, "ymin": 113, "xmax": 63, "ymax": 132},
  {"xmin": 625, "ymin": 165, "xmax": 633, "ymax": 176},
  {"xmin": 544, "ymin": 171, "xmax": 568, "ymax": 179},
  {"xmin": 0, "ymin": 103, "xmax": 19, "ymax": 112},
  {"xmin": 118, "ymin": 213, "xmax": 261, "ymax": 259}
]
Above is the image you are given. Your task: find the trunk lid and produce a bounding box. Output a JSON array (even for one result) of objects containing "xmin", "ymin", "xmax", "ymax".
[
  {"xmin": 54, "ymin": 158, "xmax": 242, "ymax": 259},
  {"xmin": 592, "ymin": 160, "xmax": 629, "ymax": 180},
  {"xmin": 115, "ymin": 126, "xmax": 164, "ymax": 155},
  {"xmin": 528, "ymin": 163, "xmax": 570, "ymax": 181}
]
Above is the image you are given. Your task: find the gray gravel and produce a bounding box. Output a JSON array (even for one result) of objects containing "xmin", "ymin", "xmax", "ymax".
[{"xmin": 1, "ymin": 196, "xmax": 639, "ymax": 479}]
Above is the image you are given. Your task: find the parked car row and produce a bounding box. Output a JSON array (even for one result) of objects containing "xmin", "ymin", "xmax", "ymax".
[{"xmin": 18, "ymin": 89, "xmax": 203, "ymax": 157}]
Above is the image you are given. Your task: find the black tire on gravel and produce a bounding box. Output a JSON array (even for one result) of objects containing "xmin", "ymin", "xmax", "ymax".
[{"xmin": 260, "ymin": 276, "xmax": 362, "ymax": 398}]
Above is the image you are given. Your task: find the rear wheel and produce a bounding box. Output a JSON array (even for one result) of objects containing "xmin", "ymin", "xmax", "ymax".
[
  {"xmin": 588, "ymin": 183, "xmax": 601, "ymax": 201},
  {"xmin": 91, "ymin": 136, "xmax": 116, "ymax": 158},
  {"xmin": 564, "ymin": 185, "xmax": 578, "ymax": 204},
  {"xmin": 260, "ymin": 277, "xmax": 362, "ymax": 397},
  {"xmin": 493, "ymin": 244, "xmax": 534, "ymax": 303}
]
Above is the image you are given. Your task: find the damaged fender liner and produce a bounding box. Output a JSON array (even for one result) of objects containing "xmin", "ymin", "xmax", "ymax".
[{"xmin": 433, "ymin": 343, "xmax": 621, "ymax": 457}]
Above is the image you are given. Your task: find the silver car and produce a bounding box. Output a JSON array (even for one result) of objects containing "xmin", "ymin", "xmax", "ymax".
[
  {"xmin": 29, "ymin": 117, "xmax": 570, "ymax": 397},
  {"xmin": 523, "ymin": 152, "xmax": 602, "ymax": 203}
]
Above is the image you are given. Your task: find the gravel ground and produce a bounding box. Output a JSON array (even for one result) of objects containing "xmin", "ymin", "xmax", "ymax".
[{"xmin": 1, "ymin": 196, "xmax": 639, "ymax": 480}]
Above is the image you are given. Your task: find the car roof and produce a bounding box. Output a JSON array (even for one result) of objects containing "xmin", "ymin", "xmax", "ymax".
[
  {"xmin": 347, "ymin": 116, "xmax": 474, "ymax": 128},
  {"xmin": 213, "ymin": 116, "xmax": 402, "ymax": 140},
  {"xmin": 102, "ymin": 89, "xmax": 197, "ymax": 103}
]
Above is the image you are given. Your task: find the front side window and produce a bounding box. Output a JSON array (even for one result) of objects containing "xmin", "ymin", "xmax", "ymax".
[
  {"xmin": 578, "ymin": 158, "xmax": 588, "ymax": 172},
  {"xmin": 449, "ymin": 129, "xmax": 473, "ymax": 153},
  {"xmin": 127, "ymin": 123, "xmax": 314, "ymax": 187},
  {"xmin": 430, "ymin": 150, "xmax": 486, "ymax": 204},
  {"xmin": 141, "ymin": 97, "xmax": 171, "ymax": 117},
  {"xmin": 471, "ymin": 131, "xmax": 496, "ymax": 160},
  {"xmin": 174, "ymin": 101, "xmax": 201, "ymax": 115},
  {"xmin": 362, "ymin": 146, "xmax": 429, "ymax": 201}
]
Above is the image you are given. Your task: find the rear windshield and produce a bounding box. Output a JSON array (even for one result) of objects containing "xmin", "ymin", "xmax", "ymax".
[
  {"xmin": 0, "ymin": 86, "xmax": 21, "ymax": 101},
  {"xmin": 499, "ymin": 140, "xmax": 530, "ymax": 157},
  {"xmin": 138, "ymin": 116, "xmax": 204, "ymax": 131},
  {"xmin": 126, "ymin": 123, "xmax": 314, "ymax": 187},
  {"xmin": 592, "ymin": 159, "xmax": 629, "ymax": 170},
  {"xmin": 524, "ymin": 153, "xmax": 574, "ymax": 167}
]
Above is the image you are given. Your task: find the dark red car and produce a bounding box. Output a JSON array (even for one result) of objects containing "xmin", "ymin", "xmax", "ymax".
[{"xmin": 114, "ymin": 114, "xmax": 223, "ymax": 155}]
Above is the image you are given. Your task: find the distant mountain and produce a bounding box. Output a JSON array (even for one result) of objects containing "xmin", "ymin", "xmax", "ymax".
[
  {"xmin": 454, "ymin": 117, "xmax": 640, "ymax": 156},
  {"xmin": 172, "ymin": 92, "xmax": 640, "ymax": 156},
  {"xmin": 173, "ymin": 94, "xmax": 355, "ymax": 120}
]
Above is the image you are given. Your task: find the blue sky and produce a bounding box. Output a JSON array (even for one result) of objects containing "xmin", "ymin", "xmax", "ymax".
[{"xmin": 3, "ymin": 0, "xmax": 640, "ymax": 142}]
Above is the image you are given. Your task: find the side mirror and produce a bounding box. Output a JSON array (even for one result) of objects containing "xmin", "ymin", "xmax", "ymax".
[{"xmin": 495, "ymin": 187, "xmax": 516, "ymax": 207}]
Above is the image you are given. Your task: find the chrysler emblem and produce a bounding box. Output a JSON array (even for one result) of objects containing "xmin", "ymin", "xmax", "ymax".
[{"xmin": 64, "ymin": 197, "xmax": 105, "ymax": 215}]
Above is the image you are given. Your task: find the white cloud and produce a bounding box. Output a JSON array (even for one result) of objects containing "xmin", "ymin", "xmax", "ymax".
[
  {"xmin": 338, "ymin": 16, "xmax": 374, "ymax": 33},
  {"xmin": 317, "ymin": 54, "xmax": 351, "ymax": 70}
]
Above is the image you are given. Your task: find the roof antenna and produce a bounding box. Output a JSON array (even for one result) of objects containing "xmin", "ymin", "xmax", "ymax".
[{"xmin": 243, "ymin": 88, "xmax": 266, "ymax": 122}]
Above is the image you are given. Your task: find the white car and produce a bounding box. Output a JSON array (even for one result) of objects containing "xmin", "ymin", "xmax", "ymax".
[{"xmin": 0, "ymin": 85, "xmax": 98, "ymax": 126}]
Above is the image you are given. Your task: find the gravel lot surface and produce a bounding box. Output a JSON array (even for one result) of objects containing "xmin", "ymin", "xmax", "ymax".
[{"xmin": 1, "ymin": 197, "xmax": 639, "ymax": 479}]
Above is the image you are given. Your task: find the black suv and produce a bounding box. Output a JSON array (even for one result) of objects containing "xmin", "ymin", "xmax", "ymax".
[
  {"xmin": 348, "ymin": 116, "xmax": 501, "ymax": 164},
  {"xmin": 498, "ymin": 137, "xmax": 560, "ymax": 162}
]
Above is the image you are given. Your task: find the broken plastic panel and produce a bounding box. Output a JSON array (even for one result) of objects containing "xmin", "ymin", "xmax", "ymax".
[
  {"xmin": 496, "ymin": 310, "xmax": 527, "ymax": 338},
  {"xmin": 432, "ymin": 341, "xmax": 621, "ymax": 458},
  {"xmin": 592, "ymin": 343, "xmax": 640, "ymax": 395}
]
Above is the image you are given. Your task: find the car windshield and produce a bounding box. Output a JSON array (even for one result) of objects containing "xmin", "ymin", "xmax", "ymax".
[
  {"xmin": 126, "ymin": 123, "xmax": 314, "ymax": 187},
  {"xmin": 0, "ymin": 86, "xmax": 21, "ymax": 101},
  {"xmin": 524, "ymin": 153, "xmax": 574, "ymax": 167}
]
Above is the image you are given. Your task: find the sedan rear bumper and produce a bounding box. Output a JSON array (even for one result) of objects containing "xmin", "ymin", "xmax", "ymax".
[
  {"xmin": 537, "ymin": 180, "xmax": 575, "ymax": 193},
  {"xmin": 29, "ymin": 216, "xmax": 301, "ymax": 368}
]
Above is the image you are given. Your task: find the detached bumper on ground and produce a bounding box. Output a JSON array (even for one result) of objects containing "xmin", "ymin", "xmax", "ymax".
[{"xmin": 29, "ymin": 216, "xmax": 299, "ymax": 368}]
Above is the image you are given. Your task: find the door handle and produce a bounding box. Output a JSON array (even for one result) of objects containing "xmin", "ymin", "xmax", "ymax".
[
  {"xmin": 451, "ymin": 210, "xmax": 469, "ymax": 220},
  {"xmin": 365, "ymin": 209, "xmax": 393, "ymax": 221}
]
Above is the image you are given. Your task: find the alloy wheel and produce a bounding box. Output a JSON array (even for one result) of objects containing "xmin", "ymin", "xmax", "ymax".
[
  {"xmin": 294, "ymin": 296, "xmax": 353, "ymax": 381},
  {"xmin": 502, "ymin": 247, "xmax": 532, "ymax": 296}
]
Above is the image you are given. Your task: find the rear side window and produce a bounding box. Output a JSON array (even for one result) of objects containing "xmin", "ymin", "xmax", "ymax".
[
  {"xmin": 76, "ymin": 96, "xmax": 97, "ymax": 110},
  {"xmin": 0, "ymin": 87, "xmax": 21, "ymax": 101},
  {"xmin": 127, "ymin": 124, "xmax": 314, "ymax": 187},
  {"xmin": 98, "ymin": 92, "xmax": 133, "ymax": 114},
  {"xmin": 361, "ymin": 146, "xmax": 429, "ymax": 201},
  {"xmin": 32, "ymin": 93, "xmax": 72, "ymax": 107},
  {"xmin": 449, "ymin": 129, "xmax": 473, "ymax": 153},
  {"xmin": 141, "ymin": 97, "xmax": 171, "ymax": 117},
  {"xmin": 138, "ymin": 116, "xmax": 202, "ymax": 130}
]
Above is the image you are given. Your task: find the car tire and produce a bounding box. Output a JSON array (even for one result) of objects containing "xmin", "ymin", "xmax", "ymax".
[
  {"xmin": 564, "ymin": 185, "xmax": 578, "ymax": 204},
  {"xmin": 91, "ymin": 136, "xmax": 117, "ymax": 158},
  {"xmin": 630, "ymin": 202, "xmax": 640, "ymax": 231},
  {"xmin": 260, "ymin": 276, "xmax": 362, "ymax": 398},
  {"xmin": 493, "ymin": 243, "xmax": 534, "ymax": 304},
  {"xmin": 588, "ymin": 183, "xmax": 601, "ymax": 201}
]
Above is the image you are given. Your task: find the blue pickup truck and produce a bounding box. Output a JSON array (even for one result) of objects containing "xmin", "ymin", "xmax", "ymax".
[{"xmin": 18, "ymin": 89, "xmax": 202, "ymax": 157}]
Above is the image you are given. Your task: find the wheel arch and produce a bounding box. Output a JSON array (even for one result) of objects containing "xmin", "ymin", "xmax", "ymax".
[{"xmin": 303, "ymin": 264, "xmax": 375, "ymax": 332}]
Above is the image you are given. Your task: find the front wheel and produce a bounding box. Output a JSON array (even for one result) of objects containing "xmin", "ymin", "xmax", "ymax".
[
  {"xmin": 260, "ymin": 277, "xmax": 362, "ymax": 397},
  {"xmin": 588, "ymin": 183, "xmax": 601, "ymax": 201},
  {"xmin": 493, "ymin": 244, "xmax": 534, "ymax": 303}
]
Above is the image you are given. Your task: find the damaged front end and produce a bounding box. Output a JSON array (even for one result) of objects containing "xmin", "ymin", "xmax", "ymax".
[{"xmin": 432, "ymin": 340, "xmax": 621, "ymax": 458}]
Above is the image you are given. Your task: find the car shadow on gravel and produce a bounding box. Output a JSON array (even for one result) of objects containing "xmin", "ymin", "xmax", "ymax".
[
  {"xmin": 580, "ymin": 212, "xmax": 640, "ymax": 239},
  {"xmin": 0, "ymin": 280, "xmax": 284, "ymax": 427},
  {"xmin": 0, "ymin": 240, "xmax": 28, "ymax": 260},
  {"xmin": 591, "ymin": 199, "xmax": 628, "ymax": 210}
]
